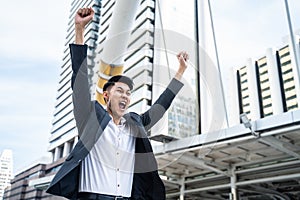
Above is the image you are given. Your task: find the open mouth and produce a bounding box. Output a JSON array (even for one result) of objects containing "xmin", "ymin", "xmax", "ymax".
[{"xmin": 119, "ymin": 101, "xmax": 126, "ymax": 110}]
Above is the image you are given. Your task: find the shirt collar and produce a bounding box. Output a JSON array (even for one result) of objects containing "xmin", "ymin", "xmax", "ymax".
[
  {"xmin": 119, "ymin": 117, "xmax": 126, "ymax": 125},
  {"xmin": 108, "ymin": 114, "xmax": 127, "ymax": 126}
]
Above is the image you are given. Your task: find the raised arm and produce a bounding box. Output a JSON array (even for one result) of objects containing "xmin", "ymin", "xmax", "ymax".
[
  {"xmin": 75, "ymin": 7, "xmax": 94, "ymax": 45},
  {"xmin": 71, "ymin": 7, "xmax": 94, "ymax": 85},
  {"xmin": 141, "ymin": 51, "xmax": 189, "ymax": 131},
  {"xmin": 174, "ymin": 51, "xmax": 189, "ymax": 80},
  {"xmin": 71, "ymin": 8, "xmax": 95, "ymax": 137}
]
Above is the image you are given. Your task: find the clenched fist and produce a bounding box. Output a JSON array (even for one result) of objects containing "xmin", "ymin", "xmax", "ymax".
[
  {"xmin": 175, "ymin": 51, "xmax": 189, "ymax": 80},
  {"xmin": 75, "ymin": 7, "xmax": 94, "ymax": 29},
  {"xmin": 75, "ymin": 7, "xmax": 94, "ymax": 44}
]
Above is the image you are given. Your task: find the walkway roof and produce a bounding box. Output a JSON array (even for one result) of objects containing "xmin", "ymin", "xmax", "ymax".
[{"xmin": 154, "ymin": 110, "xmax": 300, "ymax": 199}]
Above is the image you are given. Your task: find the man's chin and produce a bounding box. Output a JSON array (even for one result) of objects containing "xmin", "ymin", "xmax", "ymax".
[{"xmin": 117, "ymin": 110, "xmax": 126, "ymax": 117}]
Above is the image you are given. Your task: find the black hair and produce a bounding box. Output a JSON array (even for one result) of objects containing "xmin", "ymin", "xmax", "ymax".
[{"xmin": 103, "ymin": 75, "xmax": 134, "ymax": 91}]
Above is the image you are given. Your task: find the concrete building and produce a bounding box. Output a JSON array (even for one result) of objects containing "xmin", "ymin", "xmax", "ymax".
[
  {"xmin": 48, "ymin": 0, "xmax": 203, "ymax": 163},
  {"xmin": 95, "ymin": 0, "xmax": 200, "ymax": 141},
  {"xmin": 276, "ymin": 45, "xmax": 299, "ymax": 112},
  {"xmin": 236, "ymin": 42, "xmax": 300, "ymax": 120},
  {"xmin": 0, "ymin": 150, "xmax": 13, "ymax": 200},
  {"xmin": 47, "ymin": 0, "xmax": 101, "ymax": 163},
  {"xmin": 3, "ymin": 157, "xmax": 63, "ymax": 200},
  {"xmin": 8, "ymin": 0, "xmax": 300, "ymax": 199}
]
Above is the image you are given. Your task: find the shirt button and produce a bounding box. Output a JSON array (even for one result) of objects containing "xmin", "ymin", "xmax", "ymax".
[
  {"xmin": 116, "ymin": 152, "xmax": 119, "ymax": 155},
  {"xmin": 117, "ymin": 184, "xmax": 120, "ymax": 187},
  {"xmin": 117, "ymin": 168, "xmax": 119, "ymax": 171}
]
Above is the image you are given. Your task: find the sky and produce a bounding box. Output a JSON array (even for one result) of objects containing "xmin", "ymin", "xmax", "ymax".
[
  {"xmin": 211, "ymin": 0, "xmax": 300, "ymax": 68},
  {"xmin": 0, "ymin": 0, "xmax": 71, "ymax": 172},
  {"xmin": 1, "ymin": 0, "xmax": 300, "ymax": 174}
]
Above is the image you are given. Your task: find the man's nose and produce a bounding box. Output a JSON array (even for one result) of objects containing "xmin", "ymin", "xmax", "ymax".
[{"xmin": 121, "ymin": 93, "xmax": 129, "ymax": 99}]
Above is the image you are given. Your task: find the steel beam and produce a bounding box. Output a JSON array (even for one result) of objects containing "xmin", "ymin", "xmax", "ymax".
[
  {"xmin": 166, "ymin": 172, "xmax": 300, "ymax": 197},
  {"xmin": 154, "ymin": 124, "xmax": 300, "ymax": 158},
  {"xmin": 230, "ymin": 167, "xmax": 238, "ymax": 200},
  {"xmin": 176, "ymin": 154, "xmax": 229, "ymax": 176},
  {"xmin": 179, "ymin": 177, "xmax": 185, "ymax": 200},
  {"xmin": 259, "ymin": 136, "xmax": 300, "ymax": 159}
]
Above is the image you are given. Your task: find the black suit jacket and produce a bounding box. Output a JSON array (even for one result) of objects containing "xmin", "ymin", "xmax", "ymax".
[{"xmin": 46, "ymin": 44, "xmax": 184, "ymax": 199}]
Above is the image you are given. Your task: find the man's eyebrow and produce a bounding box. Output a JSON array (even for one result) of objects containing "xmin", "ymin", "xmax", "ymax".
[
  {"xmin": 116, "ymin": 86, "xmax": 131, "ymax": 92},
  {"xmin": 116, "ymin": 86, "xmax": 124, "ymax": 90}
]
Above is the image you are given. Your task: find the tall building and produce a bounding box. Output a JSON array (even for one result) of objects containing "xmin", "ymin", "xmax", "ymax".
[
  {"xmin": 12, "ymin": 0, "xmax": 203, "ymax": 197},
  {"xmin": 236, "ymin": 65, "xmax": 250, "ymax": 117},
  {"xmin": 9, "ymin": 1, "xmax": 300, "ymax": 199},
  {"xmin": 276, "ymin": 45, "xmax": 299, "ymax": 111},
  {"xmin": 0, "ymin": 150, "xmax": 13, "ymax": 200},
  {"xmin": 236, "ymin": 42, "xmax": 300, "ymax": 120},
  {"xmin": 3, "ymin": 157, "xmax": 59, "ymax": 200},
  {"xmin": 255, "ymin": 56, "xmax": 273, "ymax": 117},
  {"xmin": 95, "ymin": 0, "xmax": 199, "ymax": 140},
  {"xmin": 48, "ymin": 0, "xmax": 102, "ymax": 162},
  {"xmin": 48, "ymin": 0, "xmax": 201, "ymax": 164}
]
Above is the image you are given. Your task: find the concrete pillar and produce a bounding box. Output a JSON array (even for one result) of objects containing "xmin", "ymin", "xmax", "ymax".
[
  {"xmin": 63, "ymin": 142, "xmax": 70, "ymax": 157},
  {"xmin": 230, "ymin": 167, "xmax": 238, "ymax": 200},
  {"xmin": 283, "ymin": 0, "xmax": 300, "ymax": 104},
  {"xmin": 266, "ymin": 48, "xmax": 284, "ymax": 114},
  {"xmin": 96, "ymin": 0, "xmax": 141, "ymax": 105},
  {"xmin": 179, "ymin": 177, "xmax": 185, "ymax": 200},
  {"xmin": 228, "ymin": 67, "xmax": 240, "ymax": 126},
  {"xmin": 74, "ymin": 136, "xmax": 79, "ymax": 148},
  {"xmin": 198, "ymin": 0, "xmax": 227, "ymax": 133},
  {"xmin": 54, "ymin": 147, "xmax": 61, "ymax": 161},
  {"xmin": 247, "ymin": 58, "xmax": 261, "ymax": 120},
  {"xmin": 288, "ymin": 37, "xmax": 300, "ymax": 105},
  {"xmin": 101, "ymin": 0, "xmax": 141, "ymax": 65}
]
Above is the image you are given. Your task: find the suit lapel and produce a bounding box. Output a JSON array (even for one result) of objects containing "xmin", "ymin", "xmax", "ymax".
[{"xmin": 124, "ymin": 113, "xmax": 152, "ymax": 153}]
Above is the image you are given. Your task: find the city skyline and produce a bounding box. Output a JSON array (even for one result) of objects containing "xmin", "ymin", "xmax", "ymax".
[{"xmin": 1, "ymin": 0, "xmax": 300, "ymax": 173}]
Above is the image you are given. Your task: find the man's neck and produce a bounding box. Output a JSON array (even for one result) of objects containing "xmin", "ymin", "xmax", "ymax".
[
  {"xmin": 107, "ymin": 108, "xmax": 121, "ymax": 125},
  {"xmin": 112, "ymin": 117, "xmax": 121, "ymax": 125}
]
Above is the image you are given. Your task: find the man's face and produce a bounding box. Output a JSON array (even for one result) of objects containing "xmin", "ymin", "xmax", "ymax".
[{"xmin": 104, "ymin": 82, "xmax": 131, "ymax": 119}]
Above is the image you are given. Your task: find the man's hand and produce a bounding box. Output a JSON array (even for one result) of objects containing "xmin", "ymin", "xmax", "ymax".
[
  {"xmin": 75, "ymin": 7, "xmax": 94, "ymax": 29},
  {"xmin": 75, "ymin": 7, "xmax": 94, "ymax": 44},
  {"xmin": 175, "ymin": 51, "xmax": 189, "ymax": 80}
]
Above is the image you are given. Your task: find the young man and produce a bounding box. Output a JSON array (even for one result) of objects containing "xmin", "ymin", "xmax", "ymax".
[{"xmin": 46, "ymin": 7, "xmax": 188, "ymax": 200}]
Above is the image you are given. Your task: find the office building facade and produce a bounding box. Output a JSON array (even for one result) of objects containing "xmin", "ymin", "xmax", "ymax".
[
  {"xmin": 7, "ymin": 1, "xmax": 300, "ymax": 199},
  {"xmin": 95, "ymin": 0, "xmax": 199, "ymax": 140},
  {"xmin": 4, "ymin": 163, "xmax": 47, "ymax": 200},
  {"xmin": 48, "ymin": 0, "xmax": 101, "ymax": 162},
  {"xmin": 0, "ymin": 150, "xmax": 13, "ymax": 200},
  {"xmin": 48, "ymin": 0, "xmax": 200, "ymax": 164},
  {"xmin": 236, "ymin": 42, "xmax": 300, "ymax": 120},
  {"xmin": 276, "ymin": 45, "xmax": 299, "ymax": 111}
]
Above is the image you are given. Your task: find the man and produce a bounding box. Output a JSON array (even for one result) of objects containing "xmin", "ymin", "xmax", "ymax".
[{"xmin": 46, "ymin": 7, "xmax": 189, "ymax": 200}]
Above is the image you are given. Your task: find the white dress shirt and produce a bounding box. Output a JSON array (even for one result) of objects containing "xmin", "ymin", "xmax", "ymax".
[{"xmin": 79, "ymin": 117, "xmax": 135, "ymax": 197}]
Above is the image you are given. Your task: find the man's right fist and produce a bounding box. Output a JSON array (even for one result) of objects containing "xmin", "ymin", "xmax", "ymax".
[{"xmin": 75, "ymin": 7, "xmax": 94, "ymax": 29}]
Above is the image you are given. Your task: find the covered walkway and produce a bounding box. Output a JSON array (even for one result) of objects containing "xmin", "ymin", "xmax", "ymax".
[{"xmin": 154, "ymin": 110, "xmax": 300, "ymax": 199}]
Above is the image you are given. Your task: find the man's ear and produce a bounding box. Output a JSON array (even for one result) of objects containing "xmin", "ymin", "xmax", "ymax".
[{"xmin": 103, "ymin": 91, "xmax": 109, "ymax": 103}]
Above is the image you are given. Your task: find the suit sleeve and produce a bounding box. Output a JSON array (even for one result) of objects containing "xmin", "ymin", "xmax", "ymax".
[
  {"xmin": 140, "ymin": 78, "xmax": 184, "ymax": 131},
  {"xmin": 70, "ymin": 44, "xmax": 94, "ymax": 137}
]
